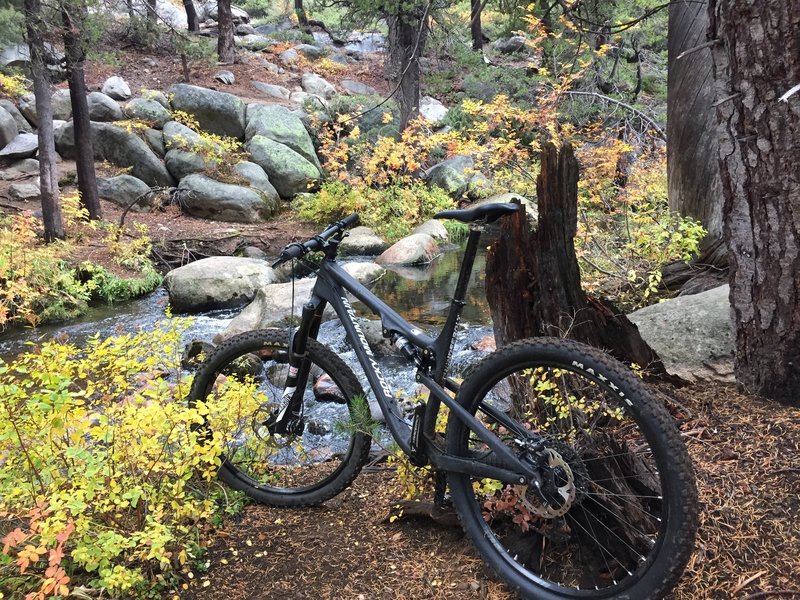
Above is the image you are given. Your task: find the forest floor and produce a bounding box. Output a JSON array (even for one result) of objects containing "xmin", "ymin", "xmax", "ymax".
[
  {"xmin": 1, "ymin": 31, "xmax": 800, "ymax": 600},
  {"xmin": 175, "ymin": 381, "xmax": 800, "ymax": 600}
]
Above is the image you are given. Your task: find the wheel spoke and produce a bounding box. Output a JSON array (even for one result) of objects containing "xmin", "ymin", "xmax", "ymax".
[
  {"xmin": 446, "ymin": 340, "xmax": 697, "ymax": 599},
  {"xmin": 188, "ymin": 332, "xmax": 370, "ymax": 506}
]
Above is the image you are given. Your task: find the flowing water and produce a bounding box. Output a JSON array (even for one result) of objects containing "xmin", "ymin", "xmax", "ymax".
[{"xmin": 0, "ymin": 242, "xmax": 496, "ymax": 374}]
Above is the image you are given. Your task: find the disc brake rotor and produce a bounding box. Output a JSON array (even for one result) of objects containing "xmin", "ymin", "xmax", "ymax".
[
  {"xmin": 253, "ymin": 405, "xmax": 295, "ymax": 448},
  {"xmin": 515, "ymin": 448, "xmax": 577, "ymax": 518}
]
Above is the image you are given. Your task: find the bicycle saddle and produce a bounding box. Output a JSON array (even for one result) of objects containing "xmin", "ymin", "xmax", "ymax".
[{"xmin": 433, "ymin": 202, "xmax": 520, "ymax": 223}]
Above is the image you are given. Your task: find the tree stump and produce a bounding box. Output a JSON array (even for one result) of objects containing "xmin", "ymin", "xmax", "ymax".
[{"xmin": 485, "ymin": 142, "xmax": 668, "ymax": 375}]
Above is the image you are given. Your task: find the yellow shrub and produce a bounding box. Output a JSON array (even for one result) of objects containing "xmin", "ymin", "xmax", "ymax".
[
  {"xmin": 0, "ymin": 320, "xmax": 229, "ymax": 597},
  {"xmin": 0, "ymin": 203, "xmax": 161, "ymax": 328},
  {"xmin": 295, "ymin": 180, "xmax": 455, "ymax": 242},
  {"xmin": 0, "ymin": 73, "xmax": 28, "ymax": 98},
  {"xmin": 575, "ymin": 145, "xmax": 706, "ymax": 306},
  {"xmin": 0, "ymin": 212, "xmax": 89, "ymax": 327},
  {"xmin": 169, "ymin": 110, "xmax": 246, "ymax": 177}
]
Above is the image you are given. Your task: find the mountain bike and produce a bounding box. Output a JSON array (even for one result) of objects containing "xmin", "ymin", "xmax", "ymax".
[{"xmin": 188, "ymin": 205, "xmax": 698, "ymax": 600}]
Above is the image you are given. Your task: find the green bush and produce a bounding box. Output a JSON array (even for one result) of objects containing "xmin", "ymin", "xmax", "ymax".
[
  {"xmin": 0, "ymin": 321, "xmax": 234, "ymax": 598},
  {"xmin": 324, "ymin": 95, "xmax": 401, "ymax": 142},
  {"xmin": 0, "ymin": 5, "xmax": 23, "ymax": 48},
  {"xmin": 295, "ymin": 180, "xmax": 455, "ymax": 242},
  {"xmin": 79, "ymin": 263, "xmax": 163, "ymax": 303}
]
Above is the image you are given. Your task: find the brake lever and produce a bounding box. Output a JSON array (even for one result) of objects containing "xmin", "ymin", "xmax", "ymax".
[{"xmin": 271, "ymin": 242, "xmax": 305, "ymax": 268}]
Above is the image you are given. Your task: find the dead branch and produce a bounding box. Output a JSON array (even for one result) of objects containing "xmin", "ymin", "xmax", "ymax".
[{"xmin": 565, "ymin": 91, "xmax": 666, "ymax": 140}]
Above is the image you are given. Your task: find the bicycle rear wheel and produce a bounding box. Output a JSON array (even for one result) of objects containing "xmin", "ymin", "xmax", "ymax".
[
  {"xmin": 188, "ymin": 330, "xmax": 372, "ymax": 507},
  {"xmin": 445, "ymin": 338, "xmax": 698, "ymax": 600}
]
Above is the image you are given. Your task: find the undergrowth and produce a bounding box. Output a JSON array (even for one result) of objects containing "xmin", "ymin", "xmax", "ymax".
[
  {"xmin": 0, "ymin": 193, "xmax": 161, "ymax": 329},
  {"xmin": 0, "ymin": 320, "xmax": 245, "ymax": 598}
]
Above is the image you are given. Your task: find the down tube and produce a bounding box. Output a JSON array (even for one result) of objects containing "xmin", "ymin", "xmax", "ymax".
[{"xmin": 317, "ymin": 283, "xmax": 414, "ymax": 454}]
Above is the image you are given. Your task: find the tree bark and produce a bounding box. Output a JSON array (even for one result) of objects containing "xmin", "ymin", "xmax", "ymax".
[
  {"xmin": 144, "ymin": 0, "xmax": 158, "ymax": 37},
  {"xmin": 62, "ymin": 0, "xmax": 101, "ymax": 220},
  {"xmin": 709, "ymin": 0, "xmax": 800, "ymax": 405},
  {"xmin": 485, "ymin": 142, "xmax": 666, "ymax": 374},
  {"xmin": 294, "ymin": 0, "xmax": 308, "ymax": 27},
  {"xmin": 24, "ymin": 0, "xmax": 64, "ymax": 241},
  {"xmin": 217, "ymin": 0, "xmax": 235, "ymax": 64},
  {"xmin": 667, "ymin": 0, "xmax": 723, "ymax": 249},
  {"xmin": 386, "ymin": 9, "xmax": 428, "ymax": 131},
  {"xmin": 183, "ymin": 0, "xmax": 199, "ymax": 31},
  {"xmin": 470, "ymin": 0, "xmax": 483, "ymax": 51}
]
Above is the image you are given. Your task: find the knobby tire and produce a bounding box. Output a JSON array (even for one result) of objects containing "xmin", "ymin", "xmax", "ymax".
[
  {"xmin": 188, "ymin": 330, "xmax": 371, "ymax": 507},
  {"xmin": 445, "ymin": 338, "xmax": 698, "ymax": 600}
]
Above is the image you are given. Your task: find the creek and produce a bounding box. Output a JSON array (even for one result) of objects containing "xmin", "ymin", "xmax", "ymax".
[
  {"xmin": 0, "ymin": 243, "xmax": 497, "ymax": 388},
  {"xmin": 0, "ymin": 242, "xmax": 500, "ymax": 468}
]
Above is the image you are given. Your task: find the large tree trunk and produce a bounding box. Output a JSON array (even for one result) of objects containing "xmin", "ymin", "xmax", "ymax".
[
  {"xmin": 485, "ymin": 142, "xmax": 666, "ymax": 374},
  {"xmin": 386, "ymin": 8, "xmax": 428, "ymax": 131},
  {"xmin": 24, "ymin": 0, "xmax": 64, "ymax": 241},
  {"xmin": 709, "ymin": 0, "xmax": 800, "ymax": 405},
  {"xmin": 183, "ymin": 0, "xmax": 199, "ymax": 31},
  {"xmin": 62, "ymin": 0, "xmax": 101, "ymax": 220},
  {"xmin": 667, "ymin": 0, "xmax": 723, "ymax": 248},
  {"xmin": 217, "ymin": 0, "xmax": 235, "ymax": 64}
]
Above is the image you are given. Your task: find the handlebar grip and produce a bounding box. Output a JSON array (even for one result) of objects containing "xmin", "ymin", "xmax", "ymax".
[
  {"xmin": 271, "ymin": 242, "xmax": 305, "ymax": 268},
  {"xmin": 341, "ymin": 213, "xmax": 359, "ymax": 228},
  {"xmin": 271, "ymin": 213, "xmax": 360, "ymax": 268}
]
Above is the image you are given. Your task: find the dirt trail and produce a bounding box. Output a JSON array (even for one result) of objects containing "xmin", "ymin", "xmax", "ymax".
[{"xmin": 179, "ymin": 383, "xmax": 800, "ymax": 600}]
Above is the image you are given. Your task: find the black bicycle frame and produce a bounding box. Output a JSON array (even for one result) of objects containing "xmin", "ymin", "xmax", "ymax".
[{"xmin": 290, "ymin": 227, "xmax": 540, "ymax": 487}]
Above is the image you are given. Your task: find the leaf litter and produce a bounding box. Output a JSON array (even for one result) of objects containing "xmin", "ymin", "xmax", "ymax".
[{"xmin": 177, "ymin": 384, "xmax": 799, "ymax": 600}]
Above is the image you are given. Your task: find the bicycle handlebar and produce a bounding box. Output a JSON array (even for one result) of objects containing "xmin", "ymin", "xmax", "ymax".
[{"xmin": 271, "ymin": 213, "xmax": 360, "ymax": 268}]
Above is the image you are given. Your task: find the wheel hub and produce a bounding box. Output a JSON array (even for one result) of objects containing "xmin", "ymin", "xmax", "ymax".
[
  {"xmin": 253, "ymin": 405, "xmax": 303, "ymax": 447},
  {"xmin": 515, "ymin": 448, "xmax": 577, "ymax": 518}
]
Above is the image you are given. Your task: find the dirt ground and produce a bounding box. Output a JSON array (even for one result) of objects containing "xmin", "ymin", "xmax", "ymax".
[{"xmin": 174, "ymin": 382, "xmax": 800, "ymax": 600}]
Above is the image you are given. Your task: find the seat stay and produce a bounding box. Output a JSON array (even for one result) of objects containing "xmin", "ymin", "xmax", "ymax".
[{"xmin": 418, "ymin": 373, "xmax": 538, "ymax": 483}]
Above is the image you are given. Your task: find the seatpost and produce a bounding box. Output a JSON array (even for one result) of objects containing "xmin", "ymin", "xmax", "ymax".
[
  {"xmin": 423, "ymin": 224, "xmax": 484, "ymax": 446},
  {"xmin": 452, "ymin": 226, "xmax": 483, "ymax": 304},
  {"xmin": 430, "ymin": 225, "xmax": 483, "ymax": 380}
]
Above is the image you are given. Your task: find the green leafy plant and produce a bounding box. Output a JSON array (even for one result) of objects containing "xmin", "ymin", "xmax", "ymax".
[
  {"xmin": 0, "ymin": 320, "xmax": 240, "ymax": 598},
  {"xmin": 78, "ymin": 263, "xmax": 162, "ymax": 304},
  {"xmin": 295, "ymin": 180, "xmax": 454, "ymax": 242},
  {"xmin": 173, "ymin": 34, "xmax": 217, "ymax": 65}
]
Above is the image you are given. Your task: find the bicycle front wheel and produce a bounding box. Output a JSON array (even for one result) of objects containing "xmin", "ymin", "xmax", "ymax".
[
  {"xmin": 445, "ymin": 338, "xmax": 698, "ymax": 600},
  {"xmin": 188, "ymin": 330, "xmax": 372, "ymax": 507}
]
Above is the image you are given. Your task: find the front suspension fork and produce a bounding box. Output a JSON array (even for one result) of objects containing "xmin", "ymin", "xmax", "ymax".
[{"xmin": 267, "ymin": 297, "xmax": 325, "ymax": 434}]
